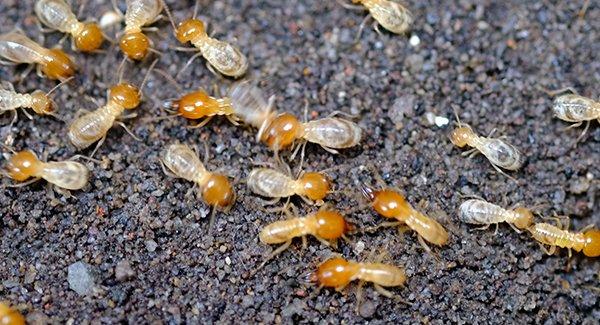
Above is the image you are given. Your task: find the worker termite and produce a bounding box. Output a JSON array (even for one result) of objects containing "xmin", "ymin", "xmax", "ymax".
[
  {"xmin": 338, "ymin": 0, "xmax": 412, "ymax": 38},
  {"xmin": 547, "ymin": 88, "xmax": 599, "ymax": 143},
  {"xmin": 459, "ymin": 199, "xmax": 535, "ymax": 233},
  {"xmin": 0, "ymin": 30, "xmax": 76, "ymax": 81},
  {"xmin": 161, "ymin": 143, "xmax": 235, "ymax": 229},
  {"xmin": 0, "ymin": 77, "xmax": 72, "ymax": 124},
  {"xmin": 228, "ymin": 81, "xmax": 277, "ymax": 137},
  {"xmin": 35, "ymin": 0, "xmax": 105, "ymax": 52},
  {"xmin": 0, "ymin": 302, "xmax": 25, "ymax": 325},
  {"xmin": 2, "ymin": 149, "xmax": 89, "ymax": 197},
  {"xmin": 528, "ymin": 219, "xmax": 600, "ymax": 258},
  {"xmin": 253, "ymin": 205, "xmax": 352, "ymax": 273},
  {"xmin": 450, "ymin": 109, "xmax": 523, "ymax": 177},
  {"xmin": 361, "ymin": 184, "xmax": 449, "ymax": 251},
  {"xmin": 161, "ymin": 1, "xmax": 248, "ymax": 78},
  {"xmin": 67, "ymin": 59, "xmax": 156, "ymax": 156},
  {"xmin": 117, "ymin": 0, "xmax": 163, "ymax": 60},
  {"xmin": 306, "ymin": 256, "xmax": 407, "ymax": 312},
  {"xmin": 247, "ymin": 167, "xmax": 331, "ymax": 206}
]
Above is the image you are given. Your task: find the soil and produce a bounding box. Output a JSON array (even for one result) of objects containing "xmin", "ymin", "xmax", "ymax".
[{"xmin": 1, "ymin": 0, "xmax": 598, "ymax": 323}]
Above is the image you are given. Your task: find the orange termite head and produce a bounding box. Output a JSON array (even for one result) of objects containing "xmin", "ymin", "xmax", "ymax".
[
  {"xmin": 582, "ymin": 229, "xmax": 600, "ymax": 257},
  {"xmin": 119, "ymin": 31, "xmax": 150, "ymax": 61},
  {"xmin": 175, "ymin": 18, "xmax": 207, "ymax": 43},
  {"xmin": 0, "ymin": 302, "xmax": 25, "ymax": 325},
  {"xmin": 202, "ymin": 174, "xmax": 235, "ymax": 210},
  {"xmin": 513, "ymin": 207, "xmax": 534, "ymax": 229},
  {"xmin": 314, "ymin": 210, "xmax": 348, "ymax": 240},
  {"xmin": 299, "ymin": 172, "xmax": 330, "ymax": 201},
  {"xmin": 316, "ymin": 257, "xmax": 353, "ymax": 288},
  {"xmin": 74, "ymin": 23, "xmax": 104, "ymax": 52},
  {"xmin": 261, "ymin": 113, "xmax": 302, "ymax": 150},
  {"xmin": 449, "ymin": 126, "xmax": 475, "ymax": 147},
  {"xmin": 30, "ymin": 90, "xmax": 53, "ymax": 115},
  {"xmin": 109, "ymin": 83, "xmax": 141, "ymax": 109},
  {"xmin": 361, "ymin": 185, "xmax": 410, "ymax": 219},
  {"xmin": 41, "ymin": 48, "xmax": 76, "ymax": 80},
  {"xmin": 176, "ymin": 89, "xmax": 218, "ymax": 119},
  {"xmin": 5, "ymin": 150, "xmax": 42, "ymax": 181}
]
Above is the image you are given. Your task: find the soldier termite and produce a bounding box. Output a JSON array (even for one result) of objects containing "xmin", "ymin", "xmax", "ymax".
[
  {"xmin": 450, "ymin": 109, "xmax": 523, "ymax": 178},
  {"xmin": 160, "ymin": 0, "xmax": 248, "ymax": 78},
  {"xmin": 0, "ymin": 77, "xmax": 72, "ymax": 125},
  {"xmin": 528, "ymin": 218, "xmax": 600, "ymax": 258},
  {"xmin": 253, "ymin": 205, "xmax": 352, "ymax": 274},
  {"xmin": 67, "ymin": 59, "xmax": 156, "ymax": 157},
  {"xmin": 161, "ymin": 143, "xmax": 235, "ymax": 229},
  {"xmin": 361, "ymin": 184, "xmax": 449, "ymax": 252},
  {"xmin": 115, "ymin": 0, "xmax": 163, "ymax": 60},
  {"xmin": 2, "ymin": 149, "xmax": 90, "ymax": 197},
  {"xmin": 338, "ymin": 0, "xmax": 412, "ymax": 40},
  {"xmin": 459, "ymin": 198, "xmax": 535, "ymax": 233},
  {"xmin": 35, "ymin": 0, "xmax": 105, "ymax": 52},
  {"xmin": 0, "ymin": 30, "xmax": 76, "ymax": 81}
]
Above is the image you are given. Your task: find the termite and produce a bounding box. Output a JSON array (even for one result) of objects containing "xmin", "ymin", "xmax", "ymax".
[
  {"xmin": 0, "ymin": 77, "xmax": 71, "ymax": 124},
  {"xmin": 459, "ymin": 199, "xmax": 534, "ymax": 233},
  {"xmin": 254, "ymin": 206, "xmax": 352, "ymax": 273},
  {"xmin": 35, "ymin": 0, "xmax": 105, "ymax": 52},
  {"xmin": 228, "ymin": 81, "xmax": 277, "ymax": 138},
  {"xmin": 309, "ymin": 256, "xmax": 406, "ymax": 310},
  {"xmin": 161, "ymin": 87, "xmax": 238, "ymax": 128},
  {"xmin": 247, "ymin": 167, "xmax": 331, "ymax": 205},
  {"xmin": 67, "ymin": 59, "xmax": 156, "ymax": 156},
  {"xmin": 361, "ymin": 185, "xmax": 449, "ymax": 251},
  {"xmin": 261, "ymin": 111, "xmax": 363, "ymax": 155},
  {"xmin": 450, "ymin": 110, "xmax": 523, "ymax": 177},
  {"xmin": 118, "ymin": 0, "xmax": 163, "ymax": 60},
  {"xmin": 3, "ymin": 149, "xmax": 89, "ymax": 196},
  {"xmin": 161, "ymin": 1, "xmax": 248, "ymax": 78},
  {"xmin": 548, "ymin": 89, "xmax": 599, "ymax": 143},
  {"xmin": 0, "ymin": 302, "xmax": 25, "ymax": 325},
  {"xmin": 0, "ymin": 30, "xmax": 76, "ymax": 81},
  {"xmin": 338, "ymin": 0, "xmax": 412, "ymax": 38},
  {"xmin": 161, "ymin": 143, "xmax": 235, "ymax": 229},
  {"xmin": 528, "ymin": 220, "xmax": 600, "ymax": 258}
]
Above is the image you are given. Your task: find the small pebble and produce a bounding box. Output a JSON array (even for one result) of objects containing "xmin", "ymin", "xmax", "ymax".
[{"xmin": 67, "ymin": 262, "xmax": 96, "ymax": 296}]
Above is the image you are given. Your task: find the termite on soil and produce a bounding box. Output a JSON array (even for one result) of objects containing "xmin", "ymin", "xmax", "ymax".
[
  {"xmin": 338, "ymin": 0, "xmax": 412, "ymax": 39},
  {"xmin": 161, "ymin": 143, "xmax": 235, "ymax": 229},
  {"xmin": 546, "ymin": 88, "xmax": 599, "ymax": 143},
  {"xmin": 35, "ymin": 0, "xmax": 105, "ymax": 52},
  {"xmin": 247, "ymin": 167, "xmax": 331, "ymax": 205},
  {"xmin": 118, "ymin": 0, "xmax": 163, "ymax": 60},
  {"xmin": 528, "ymin": 218, "xmax": 600, "ymax": 258},
  {"xmin": 0, "ymin": 30, "xmax": 76, "ymax": 81},
  {"xmin": 459, "ymin": 199, "xmax": 534, "ymax": 233}
]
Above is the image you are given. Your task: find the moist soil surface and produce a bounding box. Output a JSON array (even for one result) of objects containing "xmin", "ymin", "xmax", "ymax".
[{"xmin": 1, "ymin": 0, "xmax": 599, "ymax": 323}]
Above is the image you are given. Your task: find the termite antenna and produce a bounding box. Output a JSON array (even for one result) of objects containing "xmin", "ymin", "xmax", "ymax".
[
  {"xmin": 117, "ymin": 56, "xmax": 127, "ymax": 83},
  {"xmin": 46, "ymin": 76, "xmax": 74, "ymax": 96},
  {"xmin": 451, "ymin": 104, "xmax": 462, "ymax": 127},
  {"xmin": 192, "ymin": 0, "xmax": 201, "ymax": 19},
  {"xmin": 360, "ymin": 183, "xmax": 375, "ymax": 201},
  {"xmin": 152, "ymin": 68, "xmax": 183, "ymax": 93},
  {"xmin": 139, "ymin": 59, "xmax": 158, "ymax": 94},
  {"xmin": 159, "ymin": 0, "xmax": 177, "ymax": 31}
]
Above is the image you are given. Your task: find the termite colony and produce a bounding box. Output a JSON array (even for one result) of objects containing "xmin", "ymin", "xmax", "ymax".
[{"xmin": 0, "ymin": 0, "xmax": 597, "ymax": 320}]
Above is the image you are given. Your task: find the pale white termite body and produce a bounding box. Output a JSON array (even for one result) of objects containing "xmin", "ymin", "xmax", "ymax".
[{"xmin": 552, "ymin": 94, "xmax": 599, "ymax": 123}]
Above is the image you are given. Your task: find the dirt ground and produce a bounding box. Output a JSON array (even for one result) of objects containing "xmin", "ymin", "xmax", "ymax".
[{"xmin": 1, "ymin": 0, "xmax": 599, "ymax": 323}]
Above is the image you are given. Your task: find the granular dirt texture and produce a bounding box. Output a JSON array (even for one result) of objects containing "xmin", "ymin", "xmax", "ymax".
[{"xmin": 1, "ymin": 0, "xmax": 599, "ymax": 323}]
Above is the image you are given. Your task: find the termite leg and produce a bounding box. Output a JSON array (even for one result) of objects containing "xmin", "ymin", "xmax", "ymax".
[
  {"xmin": 508, "ymin": 223, "xmax": 522, "ymax": 234},
  {"xmin": 187, "ymin": 116, "xmax": 213, "ymax": 129},
  {"xmin": 461, "ymin": 148, "xmax": 478, "ymax": 157},
  {"xmin": 491, "ymin": 163, "xmax": 517, "ymax": 182},
  {"xmin": 252, "ymin": 240, "xmax": 293, "ymax": 275},
  {"xmin": 354, "ymin": 14, "xmax": 373, "ymax": 43},
  {"xmin": 372, "ymin": 20, "xmax": 383, "ymax": 36},
  {"xmin": 373, "ymin": 283, "xmax": 394, "ymax": 298},
  {"xmin": 176, "ymin": 51, "xmax": 203, "ymax": 78},
  {"xmin": 88, "ymin": 135, "xmax": 107, "ymax": 159},
  {"xmin": 363, "ymin": 221, "xmax": 402, "ymax": 233},
  {"xmin": 355, "ymin": 280, "xmax": 365, "ymax": 314},
  {"xmin": 302, "ymin": 236, "xmax": 308, "ymax": 249},
  {"xmin": 5, "ymin": 177, "xmax": 42, "ymax": 188},
  {"xmin": 115, "ymin": 121, "xmax": 141, "ymax": 141},
  {"xmin": 473, "ymin": 224, "xmax": 491, "ymax": 231},
  {"xmin": 315, "ymin": 237, "xmax": 332, "ymax": 248},
  {"xmin": 539, "ymin": 86, "xmax": 578, "ymax": 97},
  {"xmin": 417, "ymin": 234, "xmax": 432, "ymax": 254},
  {"xmin": 53, "ymin": 185, "xmax": 74, "ymax": 199},
  {"xmin": 574, "ymin": 121, "xmax": 590, "ymax": 145}
]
